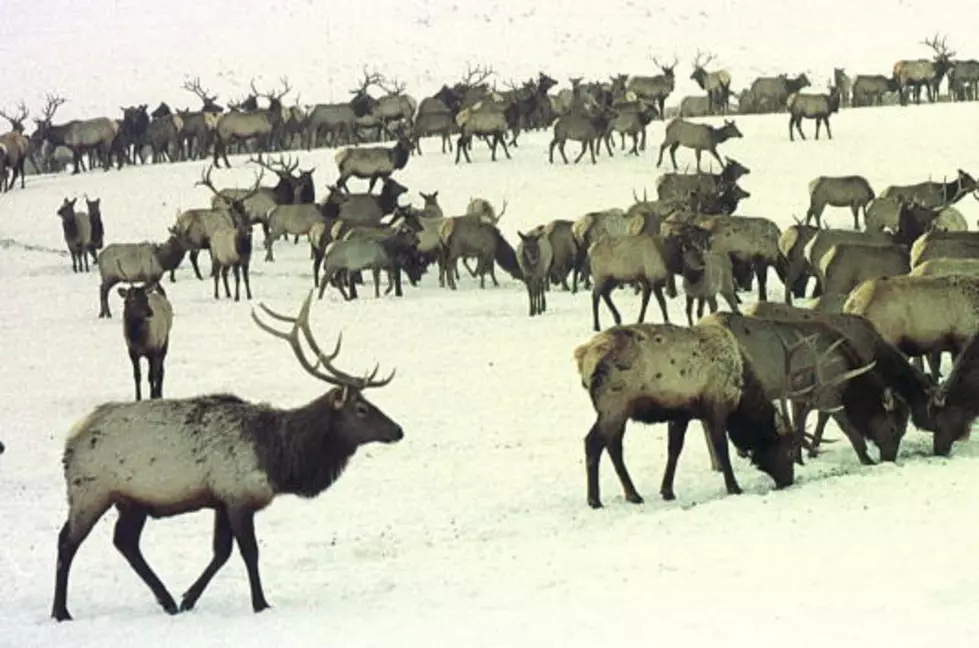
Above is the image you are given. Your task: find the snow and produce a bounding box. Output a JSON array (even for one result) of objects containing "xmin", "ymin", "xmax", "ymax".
[{"xmin": 4, "ymin": 4, "xmax": 979, "ymax": 647}]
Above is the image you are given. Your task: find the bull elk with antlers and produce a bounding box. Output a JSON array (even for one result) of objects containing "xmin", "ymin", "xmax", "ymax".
[
  {"xmin": 32, "ymin": 93, "xmax": 119, "ymax": 174},
  {"xmin": 690, "ymin": 50, "xmax": 732, "ymax": 114},
  {"xmin": 0, "ymin": 102, "xmax": 31, "ymax": 191},
  {"xmin": 212, "ymin": 77, "xmax": 291, "ymax": 168},
  {"xmin": 893, "ymin": 35, "xmax": 955, "ymax": 105},
  {"xmin": 51, "ymin": 290, "xmax": 404, "ymax": 621}
]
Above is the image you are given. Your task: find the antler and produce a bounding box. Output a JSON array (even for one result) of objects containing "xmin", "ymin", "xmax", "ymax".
[
  {"xmin": 692, "ymin": 49, "xmax": 716, "ymax": 70},
  {"xmin": 248, "ymin": 152, "xmax": 299, "ymax": 176},
  {"xmin": 0, "ymin": 101, "xmax": 29, "ymax": 129},
  {"xmin": 262, "ymin": 76, "xmax": 292, "ymax": 102},
  {"xmin": 923, "ymin": 33, "xmax": 955, "ymax": 59},
  {"xmin": 651, "ymin": 55, "xmax": 679, "ymax": 71},
  {"xmin": 181, "ymin": 76, "xmax": 218, "ymax": 104},
  {"xmin": 377, "ymin": 75, "xmax": 407, "ymax": 96},
  {"xmin": 460, "ymin": 62, "xmax": 495, "ymax": 87},
  {"xmin": 251, "ymin": 290, "xmax": 395, "ymax": 389},
  {"xmin": 41, "ymin": 93, "xmax": 66, "ymax": 121},
  {"xmin": 195, "ymin": 164, "xmax": 222, "ymax": 196}
]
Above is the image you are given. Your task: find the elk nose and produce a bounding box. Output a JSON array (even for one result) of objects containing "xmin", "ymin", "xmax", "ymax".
[{"xmin": 389, "ymin": 426, "xmax": 404, "ymax": 443}]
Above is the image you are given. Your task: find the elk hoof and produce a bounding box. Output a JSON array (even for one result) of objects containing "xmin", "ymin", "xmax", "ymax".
[
  {"xmin": 660, "ymin": 490, "xmax": 676, "ymax": 501},
  {"xmin": 625, "ymin": 492, "xmax": 644, "ymax": 505}
]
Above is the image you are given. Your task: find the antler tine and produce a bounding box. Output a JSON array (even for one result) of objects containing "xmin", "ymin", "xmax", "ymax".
[
  {"xmin": 498, "ymin": 199, "xmax": 508, "ymax": 220},
  {"xmin": 195, "ymin": 164, "xmax": 220, "ymax": 196},
  {"xmin": 249, "ymin": 78, "xmax": 260, "ymax": 98}
]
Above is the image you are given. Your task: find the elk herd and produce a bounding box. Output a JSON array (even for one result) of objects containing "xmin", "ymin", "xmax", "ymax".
[{"xmin": 5, "ymin": 35, "xmax": 979, "ymax": 622}]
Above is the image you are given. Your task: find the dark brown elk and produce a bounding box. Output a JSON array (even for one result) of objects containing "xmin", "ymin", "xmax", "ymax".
[
  {"xmin": 749, "ymin": 73, "xmax": 811, "ymax": 112},
  {"xmin": 516, "ymin": 230, "xmax": 554, "ymax": 317},
  {"xmin": 656, "ymin": 118, "xmax": 742, "ymax": 171},
  {"xmin": 56, "ymin": 198, "xmax": 92, "ymax": 272},
  {"xmin": 575, "ymin": 321, "xmax": 795, "ymax": 507},
  {"xmin": 788, "ymin": 86, "xmax": 841, "ymax": 141},
  {"xmin": 51, "ymin": 291, "xmax": 402, "ymax": 621}
]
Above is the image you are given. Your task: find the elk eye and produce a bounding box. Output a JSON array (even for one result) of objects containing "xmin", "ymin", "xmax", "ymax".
[{"xmin": 354, "ymin": 402, "xmax": 369, "ymax": 417}]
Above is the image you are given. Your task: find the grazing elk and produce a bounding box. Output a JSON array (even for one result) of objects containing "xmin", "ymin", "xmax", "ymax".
[
  {"xmin": 516, "ymin": 230, "xmax": 554, "ymax": 317},
  {"xmin": 51, "ymin": 291, "xmax": 403, "ymax": 621},
  {"xmin": 893, "ymin": 35, "xmax": 955, "ymax": 105},
  {"xmin": 690, "ymin": 50, "xmax": 733, "ymax": 114},
  {"xmin": 212, "ymin": 78, "xmax": 291, "ymax": 168},
  {"xmin": 439, "ymin": 216, "xmax": 521, "ymax": 290},
  {"xmin": 56, "ymin": 198, "xmax": 92, "ymax": 272},
  {"xmin": 787, "ymin": 86, "xmax": 841, "ymax": 141},
  {"xmin": 806, "ymin": 175, "xmax": 876, "ymax": 229},
  {"xmin": 656, "ymin": 118, "xmax": 742, "ymax": 172},
  {"xmin": 97, "ymin": 228, "xmax": 189, "ymax": 318},
  {"xmin": 928, "ymin": 332, "xmax": 979, "ymax": 455},
  {"xmin": 0, "ymin": 102, "xmax": 31, "ymax": 191},
  {"xmin": 575, "ymin": 322, "xmax": 796, "ymax": 507},
  {"xmin": 587, "ymin": 233, "xmax": 675, "ymax": 331},
  {"xmin": 117, "ymin": 281, "xmax": 173, "ymax": 401},
  {"xmin": 627, "ymin": 56, "xmax": 677, "ymax": 120},
  {"xmin": 335, "ymin": 132, "xmax": 413, "ymax": 193}
]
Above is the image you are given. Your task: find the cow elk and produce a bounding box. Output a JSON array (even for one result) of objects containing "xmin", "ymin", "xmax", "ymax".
[
  {"xmin": 788, "ymin": 86, "xmax": 841, "ymax": 141},
  {"xmin": 516, "ymin": 230, "xmax": 554, "ymax": 317},
  {"xmin": 656, "ymin": 118, "xmax": 742, "ymax": 172},
  {"xmin": 117, "ymin": 281, "xmax": 173, "ymax": 401},
  {"xmin": 806, "ymin": 176, "xmax": 875, "ymax": 229}
]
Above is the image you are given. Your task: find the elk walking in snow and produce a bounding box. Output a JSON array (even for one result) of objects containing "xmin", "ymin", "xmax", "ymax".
[{"xmin": 51, "ymin": 291, "xmax": 403, "ymax": 621}]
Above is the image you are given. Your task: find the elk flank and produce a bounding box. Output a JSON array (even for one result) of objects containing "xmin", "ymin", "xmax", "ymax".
[
  {"xmin": 909, "ymin": 258, "xmax": 979, "ymax": 277},
  {"xmin": 819, "ymin": 242, "xmax": 910, "ymax": 297}
]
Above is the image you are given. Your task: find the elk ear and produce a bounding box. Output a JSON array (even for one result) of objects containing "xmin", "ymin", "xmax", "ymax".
[
  {"xmin": 329, "ymin": 386, "xmax": 352, "ymax": 409},
  {"xmin": 518, "ymin": 231, "xmax": 529, "ymax": 241}
]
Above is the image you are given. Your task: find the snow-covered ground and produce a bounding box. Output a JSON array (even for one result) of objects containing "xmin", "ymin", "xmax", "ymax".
[
  {"xmin": 2, "ymin": 99, "xmax": 979, "ymax": 647},
  {"xmin": 4, "ymin": 2, "xmax": 979, "ymax": 644}
]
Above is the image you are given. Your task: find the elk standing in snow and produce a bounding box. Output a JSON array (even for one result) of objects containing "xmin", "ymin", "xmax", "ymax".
[
  {"xmin": 516, "ymin": 229, "xmax": 554, "ymax": 316},
  {"xmin": 806, "ymin": 176, "xmax": 875, "ymax": 229},
  {"xmin": 197, "ymin": 167, "xmax": 261, "ymax": 301},
  {"xmin": 56, "ymin": 198, "xmax": 92, "ymax": 272},
  {"xmin": 587, "ymin": 233, "xmax": 676, "ymax": 331},
  {"xmin": 118, "ymin": 280, "xmax": 173, "ymax": 401},
  {"xmin": 574, "ymin": 322, "xmax": 796, "ymax": 507},
  {"xmin": 51, "ymin": 291, "xmax": 403, "ymax": 621},
  {"xmin": 97, "ymin": 228, "xmax": 189, "ymax": 318},
  {"xmin": 787, "ymin": 86, "xmax": 841, "ymax": 141},
  {"xmin": 656, "ymin": 118, "xmax": 742, "ymax": 172},
  {"xmin": 335, "ymin": 132, "xmax": 413, "ymax": 192},
  {"xmin": 689, "ymin": 50, "xmax": 732, "ymax": 113}
]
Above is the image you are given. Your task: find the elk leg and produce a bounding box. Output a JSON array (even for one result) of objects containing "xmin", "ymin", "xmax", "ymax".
[
  {"xmin": 113, "ymin": 504, "xmax": 178, "ymax": 614},
  {"xmin": 593, "ymin": 280, "xmax": 619, "ymax": 331},
  {"xmin": 706, "ymin": 418, "xmax": 743, "ymax": 495},
  {"xmin": 788, "ymin": 115, "xmax": 795, "ymax": 141},
  {"xmin": 850, "ymin": 204, "xmax": 861, "ymax": 230},
  {"xmin": 605, "ymin": 422, "xmax": 644, "ymax": 505},
  {"xmin": 656, "ymin": 141, "xmax": 668, "ymax": 167},
  {"xmin": 685, "ymin": 296, "xmax": 695, "ymax": 327},
  {"xmin": 221, "ymin": 267, "xmax": 232, "ymax": 298},
  {"xmin": 232, "ymin": 266, "xmax": 241, "ymax": 302},
  {"xmin": 926, "ymin": 351, "xmax": 943, "ymax": 381},
  {"xmin": 226, "ymin": 507, "xmax": 271, "ymax": 613},
  {"xmin": 694, "ymin": 149, "xmax": 703, "ymax": 172},
  {"xmin": 99, "ymin": 281, "xmax": 114, "ymax": 318},
  {"xmin": 809, "ymin": 411, "xmax": 832, "ymax": 458},
  {"xmin": 668, "ymin": 143, "xmax": 680, "ymax": 170},
  {"xmin": 498, "ymin": 134, "xmax": 511, "ymax": 160},
  {"xmin": 130, "ymin": 353, "xmax": 143, "ymax": 401},
  {"xmin": 824, "ymin": 118, "xmax": 832, "ymax": 140},
  {"xmin": 604, "ymin": 135, "xmax": 614, "ymax": 157},
  {"xmin": 755, "ymin": 262, "xmax": 769, "ymax": 302},
  {"xmin": 527, "ymin": 283, "xmax": 536, "ymax": 317},
  {"xmin": 189, "ymin": 250, "xmax": 204, "ymax": 280},
  {"xmin": 709, "ymin": 148, "xmax": 724, "ymax": 171},
  {"xmin": 148, "ymin": 352, "xmax": 165, "ymax": 399},
  {"xmin": 52, "ymin": 501, "xmax": 112, "ymax": 621},
  {"xmin": 660, "ymin": 418, "xmax": 691, "ymax": 500},
  {"xmin": 636, "ymin": 280, "xmax": 653, "ymax": 323},
  {"xmin": 559, "ymin": 141, "xmax": 569, "ymax": 164},
  {"xmin": 181, "ymin": 508, "xmax": 233, "ymax": 612},
  {"xmin": 548, "ymin": 139, "xmax": 558, "ymax": 163},
  {"xmin": 815, "ymin": 119, "xmax": 821, "ymax": 140},
  {"xmin": 833, "ymin": 413, "xmax": 876, "ymax": 465},
  {"xmin": 584, "ymin": 420, "xmax": 610, "ymax": 508},
  {"xmin": 652, "ymin": 283, "xmax": 670, "ymax": 323},
  {"xmin": 573, "ymin": 141, "xmax": 587, "ymax": 164}
]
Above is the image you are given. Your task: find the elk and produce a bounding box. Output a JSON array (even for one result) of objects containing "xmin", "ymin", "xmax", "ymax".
[
  {"xmin": 411, "ymin": 96, "xmax": 457, "ymax": 154},
  {"xmin": 178, "ymin": 77, "xmax": 224, "ymax": 160},
  {"xmin": 334, "ymin": 132, "xmax": 413, "ymax": 192},
  {"xmin": 527, "ymin": 220, "xmax": 581, "ymax": 292},
  {"xmin": 51, "ymin": 291, "xmax": 403, "ymax": 621},
  {"xmin": 819, "ymin": 242, "xmax": 910, "ymax": 297},
  {"xmin": 549, "ymin": 108, "xmax": 615, "ymax": 164},
  {"xmin": 910, "ymin": 230, "xmax": 979, "ymax": 268},
  {"xmin": 787, "ymin": 86, "xmax": 841, "ymax": 141},
  {"xmin": 928, "ymin": 332, "xmax": 979, "ymax": 455},
  {"xmin": 778, "ymin": 222, "xmax": 821, "ymax": 303},
  {"xmin": 705, "ymin": 312, "xmax": 897, "ymax": 464},
  {"xmin": 656, "ymin": 118, "xmax": 742, "ymax": 172},
  {"xmin": 833, "ymin": 68, "xmax": 852, "ymax": 107},
  {"xmin": 843, "ymin": 274, "xmax": 979, "ymax": 381},
  {"xmin": 32, "ymin": 93, "xmax": 119, "ymax": 174},
  {"xmin": 97, "ymin": 229, "xmax": 189, "ymax": 318},
  {"xmin": 626, "ymin": 56, "xmax": 677, "ymax": 119},
  {"xmin": 587, "ymin": 234, "xmax": 675, "ymax": 331},
  {"xmin": 0, "ymin": 102, "xmax": 31, "ymax": 191},
  {"xmin": 373, "ymin": 75, "xmax": 419, "ymax": 136},
  {"xmin": 575, "ymin": 321, "xmax": 795, "ymax": 508},
  {"xmin": 516, "ymin": 230, "xmax": 554, "ymax": 317},
  {"xmin": 947, "ymin": 60, "xmax": 979, "ymax": 101},
  {"xmin": 678, "ymin": 231, "xmax": 741, "ymax": 325},
  {"xmin": 197, "ymin": 167, "xmax": 263, "ymax": 301},
  {"xmin": 604, "ymin": 100, "xmax": 655, "ymax": 155},
  {"xmin": 851, "ymin": 74, "xmax": 900, "ymax": 107},
  {"xmin": 878, "ymin": 169, "xmax": 977, "ymax": 209},
  {"xmin": 56, "ymin": 198, "xmax": 92, "ymax": 272},
  {"xmin": 679, "ymin": 95, "xmax": 713, "ymax": 117},
  {"xmin": 694, "ymin": 215, "xmax": 782, "ymax": 302},
  {"xmin": 216, "ymin": 153, "xmax": 313, "ymax": 230},
  {"xmin": 317, "ymin": 225, "xmax": 420, "ymax": 300},
  {"xmin": 738, "ymin": 303, "xmax": 936, "ymax": 462},
  {"xmin": 336, "ymin": 177, "xmax": 408, "ymax": 225},
  {"xmin": 84, "ymin": 195, "xmax": 105, "ymax": 264},
  {"xmin": 893, "ymin": 35, "xmax": 955, "ymax": 105},
  {"xmin": 439, "ymin": 218, "xmax": 522, "ymax": 290},
  {"xmin": 453, "ymin": 100, "xmax": 512, "ymax": 164},
  {"xmin": 655, "ymin": 156, "xmax": 750, "ymax": 203},
  {"xmin": 212, "ymin": 77, "xmax": 291, "ymax": 168},
  {"xmin": 909, "ymin": 258, "xmax": 979, "ymax": 278},
  {"xmin": 690, "ymin": 50, "xmax": 732, "ymax": 113},
  {"xmin": 806, "ymin": 175, "xmax": 876, "ymax": 229},
  {"xmin": 749, "ymin": 73, "xmax": 811, "ymax": 112},
  {"xmin": 117, "ymin": 281, "xmax": 173, "ymax": 401},
  {"xmin": 264, "ymin": 186, "xmax": 347, "ymax": 262}
]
